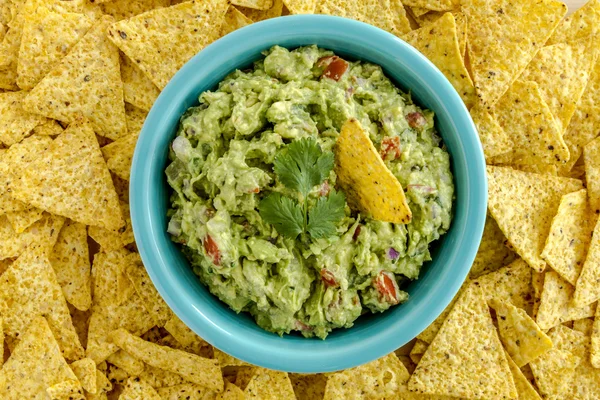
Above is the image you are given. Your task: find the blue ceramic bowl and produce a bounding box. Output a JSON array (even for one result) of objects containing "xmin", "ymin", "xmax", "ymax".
[{"xmin": 130, "ymin": 15, "xmax": 487, "ymax": 373}]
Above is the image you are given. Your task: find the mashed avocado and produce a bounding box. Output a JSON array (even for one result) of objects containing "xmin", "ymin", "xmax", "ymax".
[{"xmin": 166, "ymin": 45, "xmax": 454, "ymax": 339}]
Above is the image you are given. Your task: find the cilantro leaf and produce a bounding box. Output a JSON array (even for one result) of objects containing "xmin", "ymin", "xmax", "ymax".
[
  {"xmin": 274, "ymin": 138, "xmax": 334, "ymax": 199},
  {"xmin": 258, "ymin": 193, "xmax": 304, "ymax": 239},
  {"xmin": 307, "ymin": 190, "xmax": 347, "ymax": 239}
]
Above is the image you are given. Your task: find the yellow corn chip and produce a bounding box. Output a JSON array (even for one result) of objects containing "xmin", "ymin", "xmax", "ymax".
[
  {"xmin": 531, "ymin": 271, "xmax": 544, "ymax": 319},
  {"xmin": 17, "ymin": 8, "xmax": 92, "ymax": 91},
  {"xmin": 22, "ymin": 16, "xmax": 127, "ymax": 140},
  {"xmin": 120, "ymin": 54, "xmax": 160, "ymax": 112},
  {"xmin": 520, "ymin": 37, "xmax": 595, "ymax": 134},
  {"xmin": 0, "ymin": 317, "xmax": 83, "ymax": 400},
  {"xmin": 592, "ymin": 306, "xmax": 600, "ymax": 367},
  {"xmin": 290, "ymin": 373, "xmax": 327, "ymax": 400},
  {"xmin": 408, "ymin": 284, "xmax": 517, "ymax": 399},
  {"xmin": 138, "ymin": 364, "xmax": 188, "ymax": 388},
  {"xmin": 548, "ymin": 0, "xmax": 600, "ymax": 45},
  {"xmin": 490, "ymin": 299, "xmax": 552, "ymax": 367},
  {"xmin": 106, "ymin": 363, "xmax": 130, "ymax": 386},
  {"xmin": 493, "ymin": 80, "xmax": 569, "ymax": 165},
  {"xmin": 463, "ymin": 0, "xmax": 566, "ymax": 108},
  {"xmin": 106, "ymin": 0, "xmax": 229, "ymax": 90},
  {"xmin": 402, "ymin": 0, "xmax": 455, "ymax": 11},
  {"xmin": 10, "ymin": 118, "xmax": 124, "ymax": 231},
  {"xmin": 51, "ymin": 0, "xmax": 103, "ymax": 20},
  {"xmin": 0, "ymin": 91, "xmax": 48, "ymax": 145},
  {"xmin": 335, "ymin": 119, "xmax": 411, "ymax": 224},
  {"xmin": 214, "ymin": 348, "xmax": 250, "ymax": 367},
  {"xmin": 410, "ymin": 5, "xmax": 432, "ymax": 17},
  {"xmin": 31, "ymin": 119, "xmax": 62, "ymax": 136},
  {"xmin": 409, "ymin": 339, "xmax": 428, "ymax": 364},
  {"xmin": 94, "ymin": 369, "xmax": 113, "ymax": 395},
  {"xmin": 282, "ymin": 0, "xmax": 316, "ymax": 14},
  {"xmin": 0, "ymin": 244, "xmax": 84, "ymax": 360},
  {"xmin": 5, "ymin": 206, "xmax": 43, "ymax": 233},
  {"xmin": 100, "ymin": 0, "xmax": 171, "ymax": 21},
  {"xmin": 537, "ymin": 271, "xmax": 596, "ymax": 330},
  {"xmin": 88, "ymin": 202, "xmax": 134, "ymax": 251},
  {"xmin": 572, "ymin": 318, "xmax": 594, "ymax": 336},
  {"xmin": 109, "ymin": 328, "xmax": 224, "ymax": 390},
  {"xmin": 163, "ymin": 314, "xmax": 209, "ymax": 354},
  {"xmin": 120, "ymin": 377, "xmax": 161, "ymax": 400},
  {"xmin": 217, "ymin": 382, "xmax": 246, "ymax": 400},
  {"xmin": 0, "ymin": 133, "xmax": 52, "ymax": 188},
  {"xmin": 469, "ymin": 214, "xmax": 517, "ymax": 278},
  {"xmin": 157, "ymin": 383, "xmax": 221, "ymax": 399},
  {"xmin": 232, "ymin": 0, "xmax": 272, "ymax": 9},
  {"xmin": 403, "ymin": 13, "xmax": 475, "ymax": 108},
  {"xmin": 511, "ymin": 163, "xmax": 559, "ymax": 176},
  {"xmin": 107, "ymin": 350, "xmax": 145, "ymax": 376},
  {"xmin": 487, "ymin": 166, "xmax": 583, "ymax": 272},
  {"xmin": 221, "ymin": 5, "xmax": 253, "ymax": 36},
  {"xmin": 574, "ymin": 216, "xmax": 600, "ymax": 306},
  {"xmin": 70, "ymin": 358, "xmax": 97, "ymax": 394},
  {"xmin": 584, "ymin": 136, "xmax": 600, "ymax": 214},
  {"xmin": 541, "ymin": 189, "xmax": 591, "ymax": 285},
  {"xmin": 238, "ymin": 0, "xmax": 283, "ymax": 21},
  {"xmin": 0, "ymin": 212, "xmax": 63, "ymax": 260},
  {"xmin": 245, "ymin": 369, "xmax": 296, "ymax": 399},
  {"xmin": 506, "ymin": 354, "xmax": 542, "ymax": 400},
  {"xmin": 530, "ymin": 347, "xmax": 580, "ymax": 399},
  {"xmin": 92, "ymin": 248, "xmax": 134, "ymax": 308},
  {"xmin": 50, "ymin": 219, "xmax": 92, "ymax": 311},
  {"xmin": 469, "ymin": 106, "xmax": 513, "ymax": 160},
  {"xmin": 101, "ymin": 133, "xmax": 138, "ymax": 181}
]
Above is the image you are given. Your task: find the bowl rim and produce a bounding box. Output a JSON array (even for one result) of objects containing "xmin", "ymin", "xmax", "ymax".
[{"xmin": 130, "ymin": 14, "xmax": 487, "ymax": 373}]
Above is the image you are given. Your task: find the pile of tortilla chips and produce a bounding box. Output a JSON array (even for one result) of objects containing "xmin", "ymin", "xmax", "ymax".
[{"xmin": 1, "ymin": 0, "xmax": 600, "ymax": 398}]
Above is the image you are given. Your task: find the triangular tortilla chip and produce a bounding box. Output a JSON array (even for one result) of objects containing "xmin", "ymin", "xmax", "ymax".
[
  {"xmin": 506, "ymin": 354, "xmax": 542, "ymax": 400},
  {"xmin": 50, "ymin": 219, "xmax": 92, "ymax": 311},
  {"xmin": 469, "ymin": 214, "xmax": 517, "ymax": 278},
  {"xmin": 221, "ymin": 5, "xmax": 253, "ymax": 36},
  {"xmin": 574, "ymin": 216, "xmax": 600, "ymax": 306},
  {"xmin": 537, "ymin": 271, "xmax": 596, "ymax": 330},
  {"xmin": 88, "ymin": 201, "xmax": 134, "ymax": 251},
  {"xmin": 120, "ymin": 377, "xmax": 161, "ymax": 400},
  {"xmin": 70, "ymin": 358, "xmax": 97, "ymax": 394},
  {"xmin": 245, "ymin": 369, "xmax": 297, "ymax": 400},
  {"xmin": 541, "ymin": 189, "xmax": 591, "ymax": 285},
  {"xmin": 101, "ymin": 132, "xmax": 138, "ymax": 180},
  {"xmin": 106, "ymin": 0, "xmax": 229, "ymax": 89},
  {"xmin": 492, "ymin": 79, "xmax": 569, "ymax": 165},
  {"xmin": 414, "ymin": 11, "xmax": 467, "ymax": 59},
  {"xmin": 486, "ymin": 166, "xmax": 583, "ymax": 272},
  {"xmin": 22, "ymin": 16, "xmax": 127, "ymax": 140},
  {"xmin": 238, "ymin": 0, "xmax": 282, "ymax": 21},
  {"xmin": 0, "ymin": 316, "xmax": 83, "ymax": 399},
  {"xmin": 592, "ymin": 306, "xmax": 600, "ymax": 368},
  {"xmin": 0, "ymin": 212, "xmax": 64, "ymax": 261},
  {"xmin": 290, "ymin": 374, "xmax": 327, "ymax": 400},
  {"xmin": 282, "ymin": 0, "xmax": 316, "ymax": 14},
  {"xmin": 92, "ymin": 248, "xmax": 134, "ymax": 308},
  {"xmin": 335, "ymin": 119, "xmax": 412, "ymax": 224},
  {"xmin": 46, "ymin": 380, "xmax": 85, "ymax": 399},
  {"xmin": 10, "ymin": 117, "xmax": 124, "ymax": 230},
  {"xmin": 489, "ymin": 299, "xmax": 552, "ymax": 367},
  {"xmin": 407, "ymin": 284, "xmax": 517, "ymax": 399},
  {"xmin": 106, "ymin": 350, "xmax": 145, "ymax": 376},
  {"xmin": 402, "ymin": 13, "xmax": 475, "ymax": 108},
  {"xmin": 0, "ymin": 245, "xmax": 84, "ymax": 360},
  {"xmin": 409, "ymin": 339, "xmax": 428, "ymax": 364},
  {"xmin": 164, "ymin": 314, "xmax": 208, "ymax": 353},
  {"xmin": 213, "ymin": 348, "xmax": 250, "ymax": 367},
  {"xmin": 232, "ymin": 0, "xmax": 272, "ymax": 9},
  {"xmin": 401, "ymin": 0, "xmax": 455, "ymax": 11},
  {"xmin": 120, "ymin": 53, "xmax": 160, "ymax": 112},
  {"xmin": 0, "ymin": 91, "xmax": 48, "ymax": 146},
  {"xmin": 17, "ymin": 7, "xmax": 92, "ymax": 90},
  {"xmin": 5, "ymin": 206, "xmax": 43, "ymax": 233},
  {"xmin": 156, "ymin": 383, "xmax": 222, "ymax": 399},
  {"xmin": 572, "ymin": 317, "xmax": 594, "ymax": 336},
  {"xmin": 519, "ymin": 37, "xmax": 595, "ymax": 134},
  {"xmin": 469, "ymin": 106, "xmax": 513, "ymax": 160},
  {"xmin": 100, "ymin": 0, "xmax": 170, "ymax": 21},
  {"xmin": 109, "ymin": 328, "xmax": 223, "ymax": 390},
  {"xmin": 138, "ymin": 364, "xmax": 188, "ymax": 388},
  {"xmin": 584, "ymin": 137, "xmax": 600, "ymax": 214},
  {"xmin": 547, "ymin": 0, "xmax": 600, "ymax": 45},
  {"xmin": 530, "ymin": 347, "xmax": 580, "ymax": 399},
  {"xmin": 462, "ymin": 0, "xmax": 566, "ymax": 107}
]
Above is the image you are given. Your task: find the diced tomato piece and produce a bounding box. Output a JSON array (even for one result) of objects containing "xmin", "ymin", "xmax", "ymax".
[
  {"xmin": 375, "ymin": 271, "xmax": 400, "ymax": 305},
  {"xmin": 203, "ymin": 235, "xmax": 221, "ymax": 266},
  {"xmin": 321, "ymin": 57, "xmax": 349, "ymax": 81},
  {"xmin": 320, "ymin": 269, "xmax": 339, "ymax": 287},
  {"xmin": 249, "ymin": 187, "xmax": 260, "ymax": 194},
  {"xmin": 407, "ymin": 111, "xmax": 426, "ymax": 129},
  {"xmin": 352, "ymin": 225, "xmax": 362, "ymax": 241},
  {"xmin": 319, "ymin": 180, "xmax": 331, "ymax": 197},
  {"xmin": 380, "ymin": 136, "xmax": 402, "ymax": 161}
]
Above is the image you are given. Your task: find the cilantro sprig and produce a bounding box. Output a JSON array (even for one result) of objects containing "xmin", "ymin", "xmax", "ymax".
[{"xmin": 259, "ymin": 138, "xmax": 346, "ymax": 240}]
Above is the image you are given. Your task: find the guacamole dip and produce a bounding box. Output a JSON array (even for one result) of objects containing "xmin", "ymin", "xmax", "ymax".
[{"xmin": 166, "ymin": 45, "xmax": 454, "ymax": 339}]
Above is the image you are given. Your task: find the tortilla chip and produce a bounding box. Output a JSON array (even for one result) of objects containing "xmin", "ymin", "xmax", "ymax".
[
  {"xmin": 106, "ymin": 0, "xmax": 229, "ymax": 90},
  {"xmin": 244, "ymin": 369, "xmax": 296, "ymax": 399},
  {"xmin": 163, "ymin": 314, "xmax": 209, "ymax": 354},
  {"xmin": 50, "ymin": 219, "xmax": 92, "ymax": 311},
  {"xmin": 519, "ymin": 37, "xmax": 595, "ymax": 134},
  {"xmin": 217, "ymin": 382, "xmax": 246, "ymax": 400},
  {"xmin": 592, "ymin": 306, "xmax": 600, "ymax": 367},
  {"xmin": 470, "ymin": 214, "xmax": 517, "ymax": 278},
  {"xmin": 469, "ymin": 106, "xmax": 512, "ymax": 160},
  {"xmin": 120, "ymin": 53, "xmax": 160, "ymax": 112},
  {"xmin": 511, "ymin": 163, "xmax": 559, "ymax": 176},
  {"xmin": 409, "ymin": 339, "xmax": 428, "ymax": 364},
  {"xmin": 402, "ymin": 0, "xmax": 455, "ymax": 12},
  {"xmin": 70, "ymin": 358, "xmax": 97, "ymax": 394},
  {"xmin": 290, "ymin": 373, "xmax": 327, "ymax": 400},
  {"xmin": 572, "ymin": 318, "xmax": 594, "ymax": 336},
  {"xmin": 107, "ymin": 350, "xmax": 145, "ymax": 376},
  {"xmin": 335, "ymin": 119, "xmax": 411, "ymax": 224},
  {"xmin": 530, "ymin": 347, "xmax": 580, "ymax": 399},
  {"xmin": 0, "ymin": 211, "xmax": 63, "ymax": 260},
  {"xmin": 541, "ymin": 189, "xmax": 591, "ymax": 285},
  {"xmin": 10, "ymin": 118, "xmax": 124, "ymax": 231},
  {"xmin": 119, "ymin": 377, "xmax": 161, "ymax": 400},
  {"xmin": 462, "ymin": 0, "xmax": 566, "ymax": 108},
  {"xmin": 0, "ymin": 316, "xmax": 82, "ymax": 399},
  {"xmin": 238, "ymin": 0, "xmax": 283, "ymax": 21},
  {"xmin": 92, "ymin": 248, "xmax": 133, "ymax": 308},
  {"xmin": 547, "ymin": 0, "xmax": 600, "ymax": 45},
  {"xmin": 109, "ymin": 328, "xmax": 223, "ymax": 390},
  {"xmin": 493, "ymin": 80, "xmax": 569, "ymax": 165},
  {"xmin": 232, "ymin": 0, "xmax": 272, "ymax": 9},
  {"xmin": 138, "ymin": 364, "xmax": 188, "ymax": 388},
  {"xmin": 101, "ymin": 132, "xmax": 138, "ymax": 181},
  {"xmin": 486, "ymin": 166, "xmax": 583, "ymax": 272},
  {"xmin": 506, "ymin": 354, "xmax": 542, "ymax": 400},
  {"xmin": 537, "ymin": 271, "xmax": 596, "ymax": 330},
  {"xmin": 156, "ymin": 383, "xmax": 220, "ymax": 399},
  {"xmin": 5, "ymin": 206, "xmax": 43, "ymax": 233},
  {"xmin": 100, "ymin": 0, "xmax": 171, "ymax": 21},
  {"xmin": 408, "ymin": 284, "xmax": 517, "ymax": 399},
  {"xmin": 282, "ymin": 0, "xmax": 316, "ymax": 14},
  {"xmin": 403, "ymin": 13, "xmax": 475, "ymax": 108},
  {"xmin": 317, "ymin": 0, "xmax": 411, "ymax": 36},
  {"xmin": 221, "ymin": 5, "xmax": 253, "ymax": 36},
  {"xmin": 88, "ymin": 202, "xmax": 134, "ymax": 252},
  {"xmin": 574, "ymin": 216, "xmax": 600, "ymax": 306},
  {"xmin": 584, "ymin": 137, "xmax": 600, "ymax": 214},
  {"xmin": 22, "ymin": 16, "xmax": 127, "ymax": 140},
  {"xmin": 126, "ymin": 253, "xmax": 171, "ymax": 327},
  {"xmin": 17, "ymin": 8, "xmax": 92, "ymax": 91},
  {"xmin": 214, "ymin": 348, "xmax": 250, "ymax": 367},
  {"xmin": 0, "ymin": 91, "xmax": 48, "ymax": 146},
  {"xmin": 490, "ymin": 299, "xmax": 552, "ymax": 367}
]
